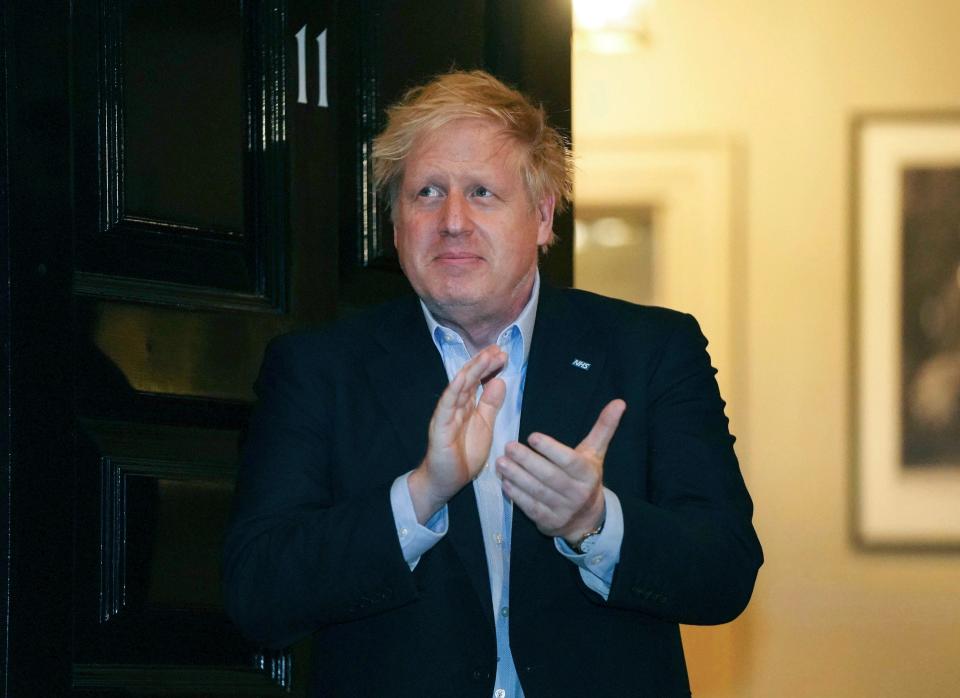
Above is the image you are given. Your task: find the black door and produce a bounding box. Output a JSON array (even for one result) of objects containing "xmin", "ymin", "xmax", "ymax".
[{"xmin": 0, "ymin": 1, "xmax": 572, "ymax": 695}]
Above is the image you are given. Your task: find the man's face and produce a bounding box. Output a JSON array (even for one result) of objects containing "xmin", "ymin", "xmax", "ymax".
[{"xmin": 393, "ymin": 118, "xmax": 554, "ymax": 331}]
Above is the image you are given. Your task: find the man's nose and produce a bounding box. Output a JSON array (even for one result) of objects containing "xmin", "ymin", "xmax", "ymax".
[{"xmin": 440, "ymin": 193, "xmax": 472, "ymax": 237}]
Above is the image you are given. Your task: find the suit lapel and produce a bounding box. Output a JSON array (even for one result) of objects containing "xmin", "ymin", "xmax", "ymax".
[
  {"xmin": 365, "ymin": 297, "xmax": 494, "ymax": 627},
  {"xmin": 512, "ymin": 284, "xmax": 608, "ymax": 606},
  {"xmin": 366, "ymin": 297, "xmax": 447, "ymax": 463},
  {"xmin": 518, "ymin": 284, "xmax": 606, "ymax": 454}
]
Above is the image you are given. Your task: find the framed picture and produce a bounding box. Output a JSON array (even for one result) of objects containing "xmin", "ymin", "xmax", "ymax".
[{"xmin": 852, "ymin": 112, "xmax": 960, "ymax": 549}]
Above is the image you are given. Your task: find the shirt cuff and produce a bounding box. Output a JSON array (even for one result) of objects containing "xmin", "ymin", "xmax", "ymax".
[
  {"xmin": 554, "ymin": 487, "xmax": 623, "ymax": 600},
  {"xmin": 390, "ymin": 472, "xmax": 448, "ymax": 570}
]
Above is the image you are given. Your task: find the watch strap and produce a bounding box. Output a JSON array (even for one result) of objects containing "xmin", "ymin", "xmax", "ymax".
[{"xmin": 570, "ymin": 516, "xmax": 605, "ymax": 554}]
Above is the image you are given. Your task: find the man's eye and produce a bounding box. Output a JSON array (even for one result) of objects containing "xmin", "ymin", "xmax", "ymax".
[
  {"xmin": 417, "ymin": 186, "xmax": 441, "ymax": 197},
  {"xmin": 473, "ymin": 186, "xmax": 493, "ymax": 198}
]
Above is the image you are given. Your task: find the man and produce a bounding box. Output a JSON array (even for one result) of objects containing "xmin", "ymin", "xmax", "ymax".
[{"xmin": 223, "ymin": 70, "xmax": 762, "ymax": 698}]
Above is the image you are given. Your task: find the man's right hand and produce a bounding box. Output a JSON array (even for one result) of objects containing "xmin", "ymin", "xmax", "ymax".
[{"xmin": 407, "ymin": 345, "xmax": 507, "ymax": 524}]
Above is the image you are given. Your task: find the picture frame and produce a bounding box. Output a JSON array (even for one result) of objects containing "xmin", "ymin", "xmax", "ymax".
[{"xmin": 852, "ymin": 112, "xmax": 960, "ymax": 549}]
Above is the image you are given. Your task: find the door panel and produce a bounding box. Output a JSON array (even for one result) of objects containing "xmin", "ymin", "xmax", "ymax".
[
  {"xmin": 73, "ymin": 0, "xmax": 290, "ymax": 312},
  {"xmin": 72, "ymin": 420, "xmax": 289, "ymax": 694}
]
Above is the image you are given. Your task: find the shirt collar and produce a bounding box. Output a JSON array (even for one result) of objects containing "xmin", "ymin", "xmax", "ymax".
[{"xmin": 419, "ymin": 270, "xmax": 540, "ymax": 365}]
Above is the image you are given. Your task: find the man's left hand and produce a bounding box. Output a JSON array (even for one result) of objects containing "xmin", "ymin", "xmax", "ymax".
[{"xmin": 496, "ymin": 399, "xmax": 626, "ymax": 545}]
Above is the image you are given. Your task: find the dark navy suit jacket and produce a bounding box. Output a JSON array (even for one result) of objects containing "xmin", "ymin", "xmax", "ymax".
[{"xmin": 223, "ymin": 283, "xmax": 763, "ymax": 697}]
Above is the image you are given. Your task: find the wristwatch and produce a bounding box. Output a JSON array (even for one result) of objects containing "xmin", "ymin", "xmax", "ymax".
[{"xmin": 570, "ymin": 515, "xmax": 605, "ymax": 555}]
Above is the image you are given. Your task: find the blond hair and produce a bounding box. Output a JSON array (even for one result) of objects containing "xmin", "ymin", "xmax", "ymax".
[{"xmin": 372, "ymin": 70, "xmax": 572, "ymax": 242}]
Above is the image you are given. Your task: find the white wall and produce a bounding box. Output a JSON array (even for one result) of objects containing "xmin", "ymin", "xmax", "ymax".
[{"xmin": 573, "ymin": 2, "xmax": 960, "ymax": 695}]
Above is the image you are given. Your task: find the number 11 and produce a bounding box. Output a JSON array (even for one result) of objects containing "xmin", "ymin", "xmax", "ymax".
[{"xmin": 296, "ymin": 25, "xmax": 328, "ymax": 108}]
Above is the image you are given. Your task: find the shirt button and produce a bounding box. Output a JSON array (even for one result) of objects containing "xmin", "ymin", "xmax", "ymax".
[
  {"xmin": 495, "ymin": 690, "xmax": 506, "ymax": 698},
  {"xmin": 494, "ymin": 533, "xmax": 504, "ymax": 545},
  {"xmin": 499, "ymin": 606, "xmax": 509, "ymax": 618},
  {"xmin": 590, "ymin": 553, "xmax": 604, "ymax": 565},
  {"xmin": 398, "ymin": 527, "xmax": 408, "ymax": 538}
]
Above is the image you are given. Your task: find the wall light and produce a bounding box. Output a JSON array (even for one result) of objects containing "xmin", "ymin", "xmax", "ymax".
[{"xmin": 573, "ymin": 0, "xmax": 653, "ymax": 53}]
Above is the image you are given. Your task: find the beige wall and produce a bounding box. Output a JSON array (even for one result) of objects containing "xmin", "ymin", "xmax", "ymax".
[{"xmin": 572, "ymin": 2, "xmax": 960, "ymax": 696}]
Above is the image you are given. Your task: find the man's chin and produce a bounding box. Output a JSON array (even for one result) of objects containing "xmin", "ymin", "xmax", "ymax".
[
  {"xmin": 419, "ymin": 278, "xmax": 485, "ymax": 306},
  {"xmin": 429, "ymin": 294, "xmax": 483, "ymax": 311}
]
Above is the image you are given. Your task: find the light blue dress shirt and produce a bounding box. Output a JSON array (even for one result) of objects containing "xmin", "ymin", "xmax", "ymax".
[{"xmin": 389, "ymin": 273, "xmax": 625, "ymax": 698}]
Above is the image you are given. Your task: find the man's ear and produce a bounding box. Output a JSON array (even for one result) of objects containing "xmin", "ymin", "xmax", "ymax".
[{"xmin": 535, "ymin": 195, "xmax": 556, "ymax": 247}]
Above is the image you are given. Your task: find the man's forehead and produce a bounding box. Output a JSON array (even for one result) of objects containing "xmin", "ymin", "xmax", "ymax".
[{"xmin": 406, "ymin": 118, "xmax": 521, "ymax": 166}]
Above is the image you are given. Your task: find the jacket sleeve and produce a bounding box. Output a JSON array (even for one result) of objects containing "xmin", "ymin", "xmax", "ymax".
[
  {"xmin": 605, "ymin": 313, "xmax": 763, "ymax": 625},
  {"xmin": 222, "ymin": 335, "xmax": 419, "ymax": 649}
]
